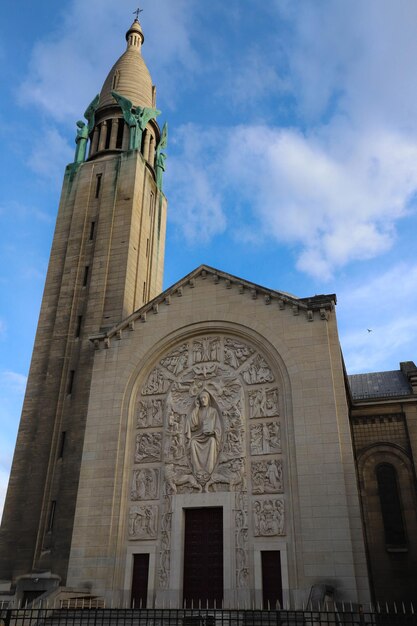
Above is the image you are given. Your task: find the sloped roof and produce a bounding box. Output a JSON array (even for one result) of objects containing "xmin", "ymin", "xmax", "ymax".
[
  {"xmin": 90, "ymin": 264, "xmax": 336, "ymax": 346},
  {"xmin": 348, "ymin": 370, "xmax": 412, "ymax": 400}
]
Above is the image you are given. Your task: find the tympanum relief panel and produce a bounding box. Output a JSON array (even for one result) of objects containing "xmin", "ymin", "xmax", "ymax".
[{"xmin": 127, "ymin": 334, "xmax": 286, "ymax": 591}]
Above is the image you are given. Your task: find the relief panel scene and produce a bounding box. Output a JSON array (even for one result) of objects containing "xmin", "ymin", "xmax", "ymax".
[{"xmin": 127, "ymin": 334, "xmax": 287, "ymax": 590}]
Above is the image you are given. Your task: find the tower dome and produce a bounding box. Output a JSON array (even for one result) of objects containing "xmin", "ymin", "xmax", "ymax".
[{"xmin": 98, "ymin": 19, "xmax": 155, "ymax": 111}]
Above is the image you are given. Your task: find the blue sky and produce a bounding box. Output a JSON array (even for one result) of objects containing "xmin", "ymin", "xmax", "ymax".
[{"xmin": 1, "ymin": 0, "xmax": 417, "ymax": 516}]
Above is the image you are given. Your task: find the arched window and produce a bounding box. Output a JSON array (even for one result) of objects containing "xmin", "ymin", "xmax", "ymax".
[{"xmin": 376, "ymin": 463, "xmax": 407, "ymax": 548}]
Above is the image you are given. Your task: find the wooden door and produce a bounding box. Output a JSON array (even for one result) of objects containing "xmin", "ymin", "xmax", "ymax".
[
  {"xmin": 261, "ymin": 550, "xmax": 283, "ymax": 609},
  {"xmin": 131, "ymin": 553, "xmax": 149, "ymax": 608},
  {"xmin": 183, "ymin": 507, "xmax": 223, "ymax": 608}
]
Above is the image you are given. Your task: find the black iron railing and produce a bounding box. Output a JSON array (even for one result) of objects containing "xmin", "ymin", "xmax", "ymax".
[{"xmin": 0, "ymin": 607, "xmax": 417, "ymax": 626}]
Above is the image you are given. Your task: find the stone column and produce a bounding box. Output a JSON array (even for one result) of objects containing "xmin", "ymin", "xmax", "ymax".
[
  {"xmin": 90, "ymin": 126, "xmax": 100, "ymax": 157},
  {"xmin": 143, "ymin": 130, "xmax": 151, "ymax": 161},
  {"xmin": 109, "ymin": 119, "xmax": 119, "ymax": 150},
  {"xmin": 98, "ymin": 121, "xmax": 107, "ymax": 152},
  {"xmin": 122, "ymin": 123, "xmax": 130, "ymax": 151},
  {"xmin": 149, "ymin": 136, "xmax": 156, "ymax": 167}
]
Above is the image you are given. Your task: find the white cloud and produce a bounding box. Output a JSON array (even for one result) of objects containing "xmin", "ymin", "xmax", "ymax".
[
  {"xmin": 18, "ymin": 0, "xmax": 198, "ymax": 123},
  {"xmin": 168, "ymin": 121, "xmax": 417, "ymax": 278},
  {"xmin": 219, "ymin": 49, "xmax": 285, "ymax": 109},
  {"xmin": 0, "ymin": 371, "xmax": 28, "ymax": 394},
  {"xmin": 338, "ymin": 264, "xmax": 417, "ymax": 373},
  {"xmin": 0, "ymin": 202, "xmax": 52, "ymax": 223},
  {"xmin": 342, "ymin": 316, "xmax": 417, "ymax": 374},
  {"xmin": 275, "ymin": 0, "xmax": 417, "ymax": 129},
  {"xmin": 27, "ymin": 127, "xmax": 73, "ymax": 183},
  {"xmin": 167, "ymin": 125, "xmax": 227, "ymax": 242}
]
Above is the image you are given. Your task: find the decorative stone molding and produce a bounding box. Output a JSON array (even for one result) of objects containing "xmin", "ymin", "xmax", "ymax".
[{"xmin": 89, "ymin": 265, "xmax": 336, "ymax": 348}]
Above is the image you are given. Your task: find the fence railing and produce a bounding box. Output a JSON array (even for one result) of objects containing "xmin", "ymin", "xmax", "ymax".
[{"xmin": 0, "ymin": 606, "xmax": 417, "ymax": 626}]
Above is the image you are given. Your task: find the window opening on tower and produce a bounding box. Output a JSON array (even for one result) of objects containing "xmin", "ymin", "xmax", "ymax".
[
  {"xmin": 67, "ymin": 370, "xmax": 75, "ymax": 395},
  {"xmin": 95, "ymin": 174, "xmax": 102, "ymax": 198},
  {"xmin": 58, "ymin": 432, "xmax": 66, "ymax": 459},
  {"xmin": 105, "ymin": 120, "xmax": 112, "ymax": 150},
  {"xmin": 75, "ymin": 315, "xmax": 82, "ymax": 338},
  {"xmin": 111, "ymin": 70, "xmax": 120, "ymax": 90},
  {"xmin": 116, "ymin": 119, "xmax": 124, "ymax": 149},
  {"xmin": 83, "ymin": 266, "xmax": 90, "ymax": 287},
  {"xmin": 47, "ymin": 501, "xmax": 57, "ymax": 532}
]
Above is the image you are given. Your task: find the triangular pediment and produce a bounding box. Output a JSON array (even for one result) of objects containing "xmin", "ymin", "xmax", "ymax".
[{"xmin": 90, "ymin": 264, "xmax": 336, "ymax": 347}]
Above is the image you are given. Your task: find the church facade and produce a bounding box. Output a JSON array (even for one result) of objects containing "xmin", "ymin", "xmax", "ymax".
[{"xmin": 1, "ymin": 19, "xmax": 416, "ymax": 609}]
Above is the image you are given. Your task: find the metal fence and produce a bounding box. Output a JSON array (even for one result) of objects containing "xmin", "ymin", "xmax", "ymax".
[{"xmin": 1, "ymin": 607, "xmax": 417, "ymax": 626}]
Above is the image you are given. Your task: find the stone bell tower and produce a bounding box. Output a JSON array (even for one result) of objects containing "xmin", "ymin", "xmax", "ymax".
[{"xmin": 0, "ymin": 18, "xmax": 167, "ymax": 585}]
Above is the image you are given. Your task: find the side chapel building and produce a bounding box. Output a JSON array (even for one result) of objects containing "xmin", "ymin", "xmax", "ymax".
[{"xmin": 1, "ymin": 18, "xmax": 417, "ymax": 609}]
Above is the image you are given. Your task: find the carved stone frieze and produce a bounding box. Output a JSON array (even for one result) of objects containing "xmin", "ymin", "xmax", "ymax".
[
  {"xmin": 241, "ymin": 355, "xmax": 274, "ymax": 385},
  {"xmin": 250, "ymin": 421, "xmax": 281, "ymax": 456},
  {"xmin": 164, "ymin": 361, "xmax": 245, "ymax": 491},
  {"xmin": 164, "ymin": 463, "xmax": 202, "ymax": 493},
  {"xmin": 222, "ymin": 427, "xmax": 243, "ymax": 458},
  {"xmin": 134, "ymin": 335, "xmax": 283, "ymax": 500},
  {"xmin": 192, "ymin": 337, "xmax": 220, "ymax": 364},
  {"xmin": 135, "ymin": 433, "xmax": 162, "ymax": 463},
  {"xmin": 224, "ymin": 338, "xmax": 254, "ymax": 369},
  {"xmin": 207, "ymin": 457, "xmax": 246, "ymax": 492},
  {"xmin": 235, "ymin": 491, "xmax": 249, "ymax": 588},
  {"xmin": 128, "ymin": 504, "xmax": 158, "ymax": 540},
  {"xmin": 142, "ymin": 368, "xmax": 170, "ymax": 395},
  {"xmin": 137, "ymin": 398, "xmax": 163, "ymax": 428},
  {"xmin": 161, "ymin": 344, "xmax": 189, "ymax": 375},
  {"xmin": 249, "ymin": 387, "xmax": 279, "ymax": 418},
  {"xmin": 158, "ymin": 496, "xmax": 172, "ymax": 589},
  {"xmin": 252, "ymin": 459, "xmax": 283, "ymax": 494},
  {"xmin": 253, "ymin": 498, "xmax": 285, "ymax": 536},
  {"xmin": 131, "ymin": 468, "xmax": 159, "ymax": 500}
]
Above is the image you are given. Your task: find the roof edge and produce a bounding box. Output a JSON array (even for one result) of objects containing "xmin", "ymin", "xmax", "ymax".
[{"xmin": 89, "ymin": 264, "xmax": 337, "ymax": 347}]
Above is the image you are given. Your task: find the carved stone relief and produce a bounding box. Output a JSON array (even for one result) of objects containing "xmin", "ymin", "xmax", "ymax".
[
  {"xmin": 249, "ymin": 388, "xmax": 279, "ymax": 418},
  {"xmin": 135, "ymin": 433, "xmax": 162, "ymax": 463},
  {"xmin": 252, "ymin": 459, "xmax": 283, "ymax": 494},
  {"xmin": 161, "ymin": 344, "xmax": 189, "ymax": 375},
  {"xmin": 250, "ymin": 421, "xmax": 281, "ymax": 455},
  {"xmin": 241, "ymin": 355, "xmax": 274, "ymax": 385},
  {"xmin": 162, "ymin": 360, "xmax": 246, "ymax": 492},
  {"xmin": 131, "ymin": 468, "xmax": 159, "ymax": 500},
  {"xmin": 224, "ymin": 338, "xmax": 254, "ymax": 369},
  {"xmin": 192, "ymin": 337, "xmax": 221, "ymax": 364},
  {"xmin": 128, "ymin": 505, "xmax": 158, "ymax": 540},
  {"xmin": 235, "ymin": 491, "xmax": 249, "ymax": 588},
  {"xmin": 142, "ymin": 368, "xmax": 170, "ymax": 395},
  {"xmin": 253, "ymin": 498, "xmax": 285, "ymax": 536},
  {"xmin": 137, "ymin": 398, "xmax": 163, "ymax": 428},
  {"xmin": 128, "ymin": 334, "xmax": 286, "ymax": 595},
  {"xmin": 158, "ymin": 496, "xmax": 172, "ymax": 589}
]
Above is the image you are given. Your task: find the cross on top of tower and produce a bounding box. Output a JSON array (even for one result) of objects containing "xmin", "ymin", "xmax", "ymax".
[{"xmin": 133, "ymin": 8, "xmax": 143, "ymax": 21}]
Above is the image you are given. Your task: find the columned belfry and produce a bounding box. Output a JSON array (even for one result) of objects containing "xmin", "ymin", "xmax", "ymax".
[{"xmin": 0, "ymin": 17, "xmax": 167, "ymax": 584}]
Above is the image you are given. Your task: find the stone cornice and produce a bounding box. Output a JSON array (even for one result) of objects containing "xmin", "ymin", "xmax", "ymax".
[{"xmin": 89, "ymin": 264, "xmax": 336, "ymax": 349}]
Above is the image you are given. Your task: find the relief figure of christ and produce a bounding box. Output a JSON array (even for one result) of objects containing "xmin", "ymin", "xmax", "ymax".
[{"xmin": 185, "ymin": 391, "xmax": 222, "ymax": 476}]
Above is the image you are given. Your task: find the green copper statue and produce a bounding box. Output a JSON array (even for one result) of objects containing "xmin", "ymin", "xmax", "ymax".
[
  {"xmin": 84, "ymin": 94, "xmax": 100, "ymax": 133},
  {"xmin": 111, "ymin": 90, "xmax": 161, "ymax": 150},
  {"xmin": 74, "ymin": 121, "xmax": 89, "ymax": 163},
  {"xmin": 73, "ymin": 94, "xmax": 100, "ymax": 164},
  {"xmin": 155, "ymin": 122, "xmax": 168, "ymax": 191}
]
